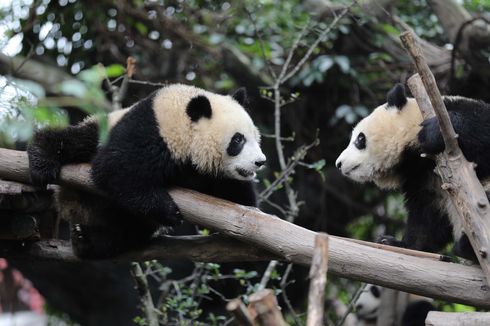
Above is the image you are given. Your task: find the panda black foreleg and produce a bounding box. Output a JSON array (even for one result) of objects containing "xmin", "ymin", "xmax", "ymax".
[
  {"xmin": 108, "ymin": 186, "xmax": 182, "ymax": 227},
  {"xmin": 378, "ymin": 193, "xmax": 453, "ymax": 253},
  {"xmin": 28, "ymin": 121, "xmax": 99, "ymax": 186},
  {"xmin": 453, "ymin": 233, "xmax": 477, "ymax": 261},
  {"xmin": 418, "ymin": 110, "xmax": 490, "ymax": 178}
]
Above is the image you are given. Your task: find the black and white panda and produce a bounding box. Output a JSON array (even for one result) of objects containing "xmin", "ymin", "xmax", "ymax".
[
  {"xmin": 354, "ymin": 284, "xmax": 434, "ymax": 326},
  {"xmin": 335, "ymin": 84, "xmax": 490, "ymax": 260},
  {"xmin": 27, "ymin": 84, "xmax": 266, "ymax": 258}
]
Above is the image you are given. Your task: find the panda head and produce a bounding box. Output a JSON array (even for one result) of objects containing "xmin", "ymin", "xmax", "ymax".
[
  {"xmin": 335, "ymin": 84, "xmax": 423, "ymax": 189},
  {"xmin": 154, "ymin": 85, "xmax": 266, "ymax": 181},
  {"xmin": 355, "ymin": 284, "xmax": 382, "ymax": 320}
]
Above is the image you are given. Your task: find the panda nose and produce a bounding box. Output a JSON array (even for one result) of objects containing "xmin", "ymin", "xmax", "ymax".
[
  {"xmin": 255, "ymin": 160, "xmax": 266, "ymax": 167},
  {"xmin": 336, "ymin": 161, "xmax": 342, "ymax": 169},
  {"xmin": 356, "ymin": 304, "xmax": 363, "ymax": 311}
]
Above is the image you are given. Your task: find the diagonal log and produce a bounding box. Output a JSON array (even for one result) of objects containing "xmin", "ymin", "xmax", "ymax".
[
  {"xmin": 0, "ymin": 148, "xmax": 490, "ymax": 307},
  {"xmin": 401, "ymin": 30, "xmax": 490, "ymax": 287}
]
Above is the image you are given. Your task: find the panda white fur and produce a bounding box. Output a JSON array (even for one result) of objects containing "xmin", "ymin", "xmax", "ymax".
[
  {"xmin": 336, "ymin": 84, "xmax": 490, "ymax": 260},
  {"xmin": 354, "ymin": 284, "xmax": 434, "ymax": 326},
  {"xmin": 27, "ymin": 84, "xmax": 266, "ymax": 258}
]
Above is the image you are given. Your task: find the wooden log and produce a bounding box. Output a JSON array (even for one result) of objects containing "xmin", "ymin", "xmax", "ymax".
[
  {"xmin": 0, "ymin": 148, "xmax": 490, "ymax": 308},
  {"xmin": 307, "ymin": 233, "xmax": 329, "ymax": 326},
  {"xmin": 248, "ymin": 289, "xmax": 287, "ymax": 326},
  {"xmin": 426, "ymin": 312, "xmax": 490, "ymax": 326},
  {"xmin": 401, "ymin": 31, "xmax": 490, "ymax": 286}
]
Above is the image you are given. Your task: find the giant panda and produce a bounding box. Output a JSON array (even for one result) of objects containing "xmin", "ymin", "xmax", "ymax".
[
  {"xmin": 27, "ymin": 84, "xmax": 266, "ymax": 258},
  {"xmin": 335, "ymin": 83, "xmax": 490, "ymax": 260}
]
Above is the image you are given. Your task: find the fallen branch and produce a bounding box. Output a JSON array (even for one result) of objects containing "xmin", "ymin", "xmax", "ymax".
[
  {"xmin": 307, "ymin": 233, "xmax": 329, "ymax": 326},
  {"xmin": 0, "ymin": 148, "xmax": 490, "ymax": 308},
  {"xmin": 401, "ymin": 30, "xmax": 490, "ymax": 286}
]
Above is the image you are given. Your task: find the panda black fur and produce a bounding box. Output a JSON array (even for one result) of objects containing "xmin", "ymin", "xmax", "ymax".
[
  {"xmin": 28, "ymin": 84, "xmax": 266, "ymax": 258},
  {"xmin": 336, "ymin": 84, "xmax": 490, "ymax": 260}
]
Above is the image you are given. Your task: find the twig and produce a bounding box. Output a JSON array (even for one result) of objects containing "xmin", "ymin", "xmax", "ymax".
[
  {"xmin": 245, "ymin": 7, "xmax": 277, "ymax": 80},
  {"xmin": 280, "ymin": 2, "xmax": 356, "ymax": 84},
  {"xmin": 258, "ymin": 260, "xmax": 279, "ymax": 291},
  {"xmin": 307, "ymin": 233, "xmax": 329, "ymax": 326},
  {"xmin": 280, "ymin": 264, "xmax": 302, "ymax": 326},
  {"xmin": 130, "ymin": 262, "xmax": 159, "ymax": 326},
  {"xmin": 401, "ymin": 30, "xmax": 490, "ymax": 286},
  {"xmin": 335, "ymin": 284, "xmax": 367, "ymax": 326}
]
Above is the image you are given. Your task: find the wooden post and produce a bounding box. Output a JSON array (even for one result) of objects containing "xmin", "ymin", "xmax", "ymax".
[
  {"xmin": 401, "ymin": 30, "xmax": 490, "ymax": 286},
  {"xmin": 226, "ymin": 299, "xmax": 254, "ymax": 326},
  {"xmin": 248, "ymin": 289, "xmax": 287, "ymax": 326},
  {"xmin": 307, "ymin": 233, "xmax": 329, "ymax": 326}
]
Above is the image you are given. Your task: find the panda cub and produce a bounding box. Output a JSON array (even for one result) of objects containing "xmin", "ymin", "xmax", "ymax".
[
  {"xmin": 335, "ymin": 84, "xmax": 490, "ymax": 260},
  {"xmin": 28, "ymin": 84, "xmax": 266, "ymax": 258}
]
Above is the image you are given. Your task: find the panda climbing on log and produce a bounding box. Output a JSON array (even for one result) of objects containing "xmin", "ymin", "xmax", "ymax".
[
  {"xmin": 28, "ymin": 84, "xmax": 266, "ymax": 258},
  {"xmin": 335, "ymin": 83, "xmax": 490, "ymax": 261}
]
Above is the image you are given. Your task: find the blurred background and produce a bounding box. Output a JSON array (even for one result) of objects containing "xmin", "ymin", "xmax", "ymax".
[{"xmin": 0, "ymin": 0, "xmax": 490, "ymax": 325}]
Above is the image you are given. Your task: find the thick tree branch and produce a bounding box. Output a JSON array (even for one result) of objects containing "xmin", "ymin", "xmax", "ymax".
[
  {"xmin": 0, "ymin": 235, "xmax": 278, "ymax": 263},
  {"xmin": 1, "ymin": 148, "xmax": 490, "ymax": 307}
]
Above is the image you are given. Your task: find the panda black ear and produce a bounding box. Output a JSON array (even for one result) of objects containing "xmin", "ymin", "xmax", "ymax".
[
  {"xmin": 387, "ymin": 83, "xmax": 407, "ymax": 110},
  {"xmin": 231, "ymin": 87, "xmax": 249, "ymax": 108},
  {"xmin": 187, "ymin": 95, "xmax": 212, "ymax": 122}
]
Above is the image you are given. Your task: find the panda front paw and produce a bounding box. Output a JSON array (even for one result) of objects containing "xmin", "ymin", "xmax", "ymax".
[
  {"xmin": 377, "ymin": 235, "xmax": 407, "ymax": 248},
  {"xmin": 418, "ymin": 117, "xmax": 445, "ymax": 155},
  {"xmin": 27, "ymin": 147, "xmax": 61, "ymax": 186},
  {"xmin": 71, "ymin": 224, "xmax": 96, "ymax": 259},
  {"xmin": 164, "ymin": 203, "xmax": 183, "ymax": 227}
]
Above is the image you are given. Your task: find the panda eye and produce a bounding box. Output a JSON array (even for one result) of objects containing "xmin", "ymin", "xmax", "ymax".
[
  {"xmin": 354, "ymin": 132, "xmax": 366, "ymax": 150},
  {"xmin": 232, "ymin": 133, "xmax": 245, "ymax": 144}
]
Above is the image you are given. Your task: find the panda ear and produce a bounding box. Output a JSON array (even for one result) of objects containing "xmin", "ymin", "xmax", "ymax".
[
  {"xmin": 187, "ymin": 95, "xmax": 212, "ymax": 122},
  {"xmin": 231, "ymin": 87, "xmax": 249, "ymax": 108},
  {"xmin": 387, "ymin": 83, "xmax": 407, "ymax": 110}
]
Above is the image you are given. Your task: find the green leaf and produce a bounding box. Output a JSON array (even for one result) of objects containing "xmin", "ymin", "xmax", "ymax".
[
  {"xmin": 134, "ymin": 22, "xmax": 148, "ymax": 35},
  {"xmin": 105, "ymin": 64, "xmax": 125, "ymax": 78}
]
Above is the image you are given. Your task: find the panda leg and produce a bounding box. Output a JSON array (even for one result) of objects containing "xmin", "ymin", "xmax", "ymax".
[
  {"xmin": 28, "ymin": 121, "xmax": 99, "ymax": 186},
  {"xmin": 378, "ymin": 201, "xmax": 452, "ymax": 253},
  {"xmin": 453, "ymin": 233, "xmax": 477, "ymax": 261}
]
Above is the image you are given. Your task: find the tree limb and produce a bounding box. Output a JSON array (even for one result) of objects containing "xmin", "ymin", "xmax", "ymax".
[{"xmin": 0, "ymin": 148, "xmax": 490, "ymax": 307}]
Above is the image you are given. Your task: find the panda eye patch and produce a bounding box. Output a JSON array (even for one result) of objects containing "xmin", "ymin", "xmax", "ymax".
[
  {"xmin": 354, "ymin": 132, "xmax": 366, "ymax": 150},
  {"xmin": 227, "ymin": 132, "xmax": 246, "ymax": 156}
]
